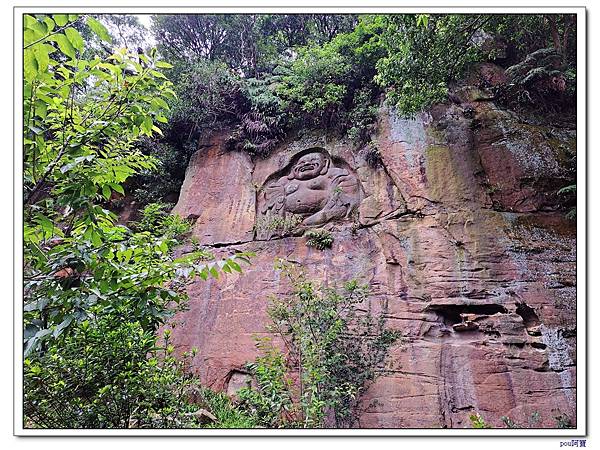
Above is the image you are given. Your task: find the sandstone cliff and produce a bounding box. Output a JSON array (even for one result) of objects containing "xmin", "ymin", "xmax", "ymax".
[{"xmin": 168, "ymin": 63, "xmax": 576, "ymax": 428}]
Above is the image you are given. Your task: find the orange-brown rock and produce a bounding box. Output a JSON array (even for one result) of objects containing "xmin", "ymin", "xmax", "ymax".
[{"xmin": 167, "ymin": 64, "xmax": 577, "ymax": 428}]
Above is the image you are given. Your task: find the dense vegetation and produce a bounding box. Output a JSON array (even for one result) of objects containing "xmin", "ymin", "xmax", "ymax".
[
  {"xmin": 120, "ymin": 13, "xmax": 577, "ymax": 205},
  {"xmin": 23, "ymin": 14, "xmax": 251, "ymax": 429},
  {"xmin": 23, "ymin": 12, "xmax": 577, "ymax": 429}
]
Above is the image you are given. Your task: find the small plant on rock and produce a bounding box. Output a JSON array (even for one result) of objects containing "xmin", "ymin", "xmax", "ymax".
[
  {"xmin": 469, "ymin": 413, "xmax": 492, "ymax": 429},
  {"xmin": 304, "ymin": 229, "xmax": 334, "ymax": 250}
]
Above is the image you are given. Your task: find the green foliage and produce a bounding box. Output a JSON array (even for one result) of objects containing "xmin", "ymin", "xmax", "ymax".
[
  {"xmin": 471, "ymin": 411, "xmax": 564, "ymax": 429},
  {"xmin": 158, "ymin": 60, "xmax": 289, "ymax": 160},
  {"xmin": 482, "ymin": 14, "xmax": 576, "ymax": 67},
  {"xmin": 375, "ymin": 14, "xmax": 486, "ymax": 115},
  {"xmin": 135, "ymin": 202, "xmax": 191, "ymax": 239},
  {"xmin": 558, "ymin": 184, "xmax": 576, "ymax": 195},
  {"xmin": 25, "ymin": 319, "xmax": 202, "ymax": 428},
  {"xmin": 132, "ymin": 141, "xmax": 191, "ymax": 204},
  {"xmin": 239, "ymin": 263, "xmax": 401, "ymax": 428},
  {"xmin": 227, "ymin": 76, "xmax": 290, "ymax": 156},
  {"xmin": 152, "ymin": 14, "xmax": 358, "ymax": 77},
  {"xmin": 304, "ymin": 229, "xmax": 334, "ymax": 250},
  {"xmin": 276, "ymin": 15, "xmax": 386, "ymax": 139},
  {"xmin": 141, "ymin": 12, "xmax": 578, "ymax": 182},
  {"xmin": 24, "ymin": 13, "xmax": 174, "ymax": 207},
  {"xmin": 238, "ymin": 338, "xmax": 295, "ymax": 428},
  {"xmin": 23, "ymin": 13, "xmax": 186, "ymax": 354},
  {"xmin": 346, "ymin": 86, "xmax": 380, "ymax": 144},
  {"xmin": 495, "ymin": 48, "xmax": 574, "ymax": 111},
  {"xmin": 167, "ymin": 60, "xmax": 242, "ymax": 138},
  {"xmin": 145, "ymin": 14, "xmax": 368, "ymax": 162},
  {"xmin": 469, "ymin": 413, "xmax": 492, "ymax": 428},
  {"xmin": 198, "ymin": 388, "xmax": 258, "ymax": 429},
  {"xmin": 558, "ymin": 184, "xmax": 576, "ymax": 220},
  {"xmin": 23, "ymin": 14, "xmax": 253, "ymax": 429}
]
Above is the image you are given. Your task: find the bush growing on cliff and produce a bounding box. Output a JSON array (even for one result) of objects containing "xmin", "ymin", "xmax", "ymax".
[
  {"xmin": 374, "ymin": 14, "xmax": 486, "ymax": 115},
  {"xmin": 304, "ymin": 229, "xmax": 334, "ymax": 250},
  {"xmin": 275, "ymin": 15, "xmax": 386, "ymax": 141},
  {"xmin": 238, "ymin": 262, "xmax": 401, "ymax": 428}
]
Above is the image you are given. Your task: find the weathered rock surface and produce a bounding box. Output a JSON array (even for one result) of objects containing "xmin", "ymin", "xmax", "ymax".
[{"xmin": 169, "ymin": 64, "xmax": 576, "ymax": 428}]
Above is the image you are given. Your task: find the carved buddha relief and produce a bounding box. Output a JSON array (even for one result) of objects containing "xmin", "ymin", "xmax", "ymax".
[{"xmin": 256, "ymin": 148, "xmax": 361, "ymax": 238}]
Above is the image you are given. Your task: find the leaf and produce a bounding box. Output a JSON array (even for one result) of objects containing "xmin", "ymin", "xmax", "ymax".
[
  {"xmin": 52, "ymin": 315, "xmax": 74, "ymax": 338},
  {"xmin": 151, "ymin": 125, "xmax": 163, "ymax": 136},
  {"xmin": 91, "ymin": 229, "xmax": 103, "ymax": 247},
  {"xmin": 141, "ymin": 116, "xmax": 153, "ymax": 135},
  {"xmin": 150, "ymin": 70, "xmax": 167, "ymax": 79},
  {"xmin": 155, "ymin": 61, "xmax": 173, "ymax": 69},
  {"xmin": 228, "ymin": 260, "xmax": 242, "ymax": 273},
  {"xmin": 59, "ymin": 155, "xmax": 95, "ymax": 173},
  {"xmin": 87, "ymin": 16, "xmax": 112, "ymax": 43},
  {"xmin": 23, "ymin": 50, "xmax": 38, "ymax": 81},
  {"xmin": 101, "ymin": 184, "xmax": 112, "ymax": 200},
  {"xmin": 35, "ymin": 213, "xmax": 54, "ymax": 235},
  {"xmin": 108, "ymin": 183, "xmax": 124, "ymax": 195},
  {"xmin": 25, "ymin": 17, "xmax": 47, "ymax": 36},
  {"xmin": 24, "ymin": 29, "xmax": 43, "ymax": 47},
  {"xmin": 34, "ymin": 99, "xmax": 47, "ymax": 119},
  {"xmin": 558, "ymin": 184, "xmax": 576, "ymax": 195},
  {"xmin": 64, "ymin": 27, "xmax": 84, "ymax": 52},
  {"xmin": 50, "ymin": 33, "xmax": 76, "ymax": 59},
  {"xmin": 151, "ymin": 97, "xmax": 169, "ymax": 111},
  {"xmin": 43, "ymin": 17, "xmax": 55, "ymax": 32},
  {"xmin": 32, "ymin": 44, "xmax": 50, "ymax": 73},
  {"xmin": 23, "ymin": 15, "xmax": 38, "ymax": 29},
  {"xmin": 53, "ymin": 14, "xmax": 69, "ymax": 27}
]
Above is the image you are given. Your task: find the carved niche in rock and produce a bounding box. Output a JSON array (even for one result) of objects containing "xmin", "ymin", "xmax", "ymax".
[{"xmin": 256, "ymin": 148, "xmax": 361, "ymax": 239}]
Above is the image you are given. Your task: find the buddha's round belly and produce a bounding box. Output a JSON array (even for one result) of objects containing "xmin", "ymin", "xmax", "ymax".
[{"xmin": 284, "ymin": 189, "xmax": 328, "ymax": 214}]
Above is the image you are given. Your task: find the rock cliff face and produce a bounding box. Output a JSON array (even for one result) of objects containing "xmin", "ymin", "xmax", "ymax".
[{"xmin": 169, "ymin": 64, "xmax": 576, "ymax": 428}]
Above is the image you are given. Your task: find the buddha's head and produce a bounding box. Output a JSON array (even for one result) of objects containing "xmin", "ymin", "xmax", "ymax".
[{"xmin": 289, "ymin": 152, "xmax": 330, "ymax": 180}]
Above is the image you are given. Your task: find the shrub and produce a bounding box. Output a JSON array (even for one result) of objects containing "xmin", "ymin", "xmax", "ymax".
[
  {"xmin": 469, "ymin": 413, "xmax": 492, "ymax": 428},
  {"xmin": 239, "ymin": 262, "xmax": 401, "ymax": 428},
  {"xmin": 24, "ymin": 319, "xmax": 202, "ymax": 428},
  {"xmin": 135, "ymin": 202, "xmax": 191, "ymax": 239},
  {"xmin": 275, "ymin": 16, "xmax": 386, "ymax": 141},
  {"xmin": 557, "ymin": 184, "xmax": 576, "ymax": 221},
  {"xmin": 304, "ymin": 229, "xmax": 334, "ymax": 250},
  {"xmin": 226, "ymin": 76, "xmax": 290, "ymax": 157},
  {"xmin": 197, "ymin": 388, "xmax": 258, "ymax": 428},
  {"xmin": 495, "ymin": 48, "xmax": 574, "ymax": 112},
  {"xmin": 237, "ymin": 338, "xmax": 295, "ymax": 428}
]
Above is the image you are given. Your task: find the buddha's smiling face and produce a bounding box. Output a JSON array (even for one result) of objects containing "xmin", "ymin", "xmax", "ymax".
[{"xmin": 292, "ymin": 153, "xmax": 326, "ymax": 180}]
